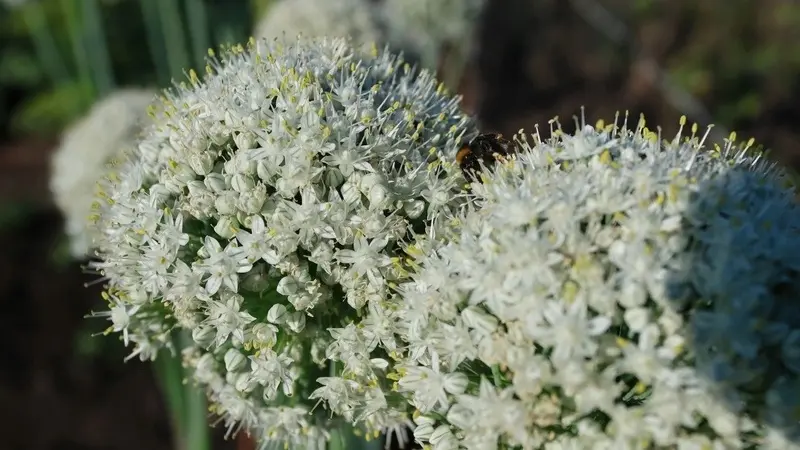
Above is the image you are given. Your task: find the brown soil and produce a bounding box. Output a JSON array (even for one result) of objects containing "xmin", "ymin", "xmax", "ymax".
[
  {"xmin": 0, "ymin": 139, "xmax": 56, "ymax": 206},
  {"xmin": 0, "ymin": 207, "xmax": 166, "ymax": 450}
]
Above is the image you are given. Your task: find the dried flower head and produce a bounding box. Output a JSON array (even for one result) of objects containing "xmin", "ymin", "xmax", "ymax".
[
  {"xmin": 395, "ymin": 114, "xmax": 800, "ymax": 449},
  {"xmin": 50, "ymin": 88, "xmax": 156, "ymax": 257},
  {"xmin": 254, "ymin": 0, "xmax": 382, "ymax": 55},
  {"xmin": 91, "ymin": 37, "xmax": 476, "ymax": 448}
]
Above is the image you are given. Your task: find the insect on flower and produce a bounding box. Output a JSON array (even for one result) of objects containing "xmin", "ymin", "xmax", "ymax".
[{"xmin": 456, "ymin": 132, "xmax": 517, "ymax": 183}]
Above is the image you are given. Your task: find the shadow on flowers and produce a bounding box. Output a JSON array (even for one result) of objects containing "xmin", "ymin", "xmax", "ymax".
[{"xmin": 662, "ymin": 164, "xmax": 800, "ymax": 446}]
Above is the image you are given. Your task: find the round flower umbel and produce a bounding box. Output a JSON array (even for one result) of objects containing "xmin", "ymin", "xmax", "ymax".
[
  {"xmin": 51, "ymin": 88, "xmax": 156, "ymax": 257},
  {"xmin": 394, "ymin": 114, "xmax": 800, "ymax": 449},
  {"xmin": 91, "ymin": 37, "xmax": 475, "ymax": 447}
]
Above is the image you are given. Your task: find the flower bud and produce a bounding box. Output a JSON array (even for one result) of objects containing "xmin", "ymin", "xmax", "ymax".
[
  {"xmin": 403, "ymin": 199, "xmax": 426, "ymax": 219},
  {"xmin": 224, "ymin": 348, "xmax": 246, "ymax": 372},
  {"xmin": 341, "ymin": 179, "xmax": 361, "ymax": 205},
  {"xmin": 204, "ymin": 173, "xmax": 227, "ymax": 193},
  {"xmin": 231, "ymin": 174, "xmax": 255, "ymax": 193},
  {"xmin": 251, "ymin": 323, "xmax": 278, "ymax": 349},
  {"xmin": 214, "ymin": 191, "xmax": 239, "ymax": 215},
  {"xmin": 233, "ymin": 131, "xmax": 256, "ymax": 150},
  {"xmin": 213, "ymin": 215, "xmax": 239, "ymax": 239},
  {"xmin": 237, "ymin": 184, "xmax": 266, "ymax": 214},
  {"xmin": 285, "ymin": 311, "xmax": 306, "ymax": 333},
  {"xmin": 192, "ymin": 326, "xmax": 216, "ymax": 348},
  {"xmin": 461, "ymin": 306, "xmax": 498, "ymax": 336},
  {"xmin": 256, "ymin": 160, "xmax": 274, "ymax": 181},
  {"xmin": 267, "ymin": 304, "xmax": 288, "ymax": 324},
  {"xmin": 234, "ymin": 372, "xmax": 258, "ymax": 393},
  {"xmin": 242, "ymin": 265, "xmax": 271, "ymax": 291},
  {"xmin": 207, "ymin": 122, "xmax": 229, "ymax": 145},
  {"xmin": 368, "ymin": 182, "xmax": 390, "ymax": 209},
  {"xmin": 189, "ymin": 151, "xmax": 216, "ymax": 175}
]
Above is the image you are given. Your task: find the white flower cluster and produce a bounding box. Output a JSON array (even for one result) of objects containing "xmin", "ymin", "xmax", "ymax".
[
  {"xmin": 394, "ymin": 115, "xmax": 800, "ymax": 449},
  {"xmin": 50, "ymin": 88, "xmax": 155, "ymax": 257},
  {"xmin": 91, "ymin": 36, "xmax": 476, "ymax": 448},
  {"xmin": 254, "ymin": 0, "xmax": 382, "ymax": 55}
]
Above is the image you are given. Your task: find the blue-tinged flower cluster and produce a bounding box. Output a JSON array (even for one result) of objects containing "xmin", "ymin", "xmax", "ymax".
[{"xmin": 394, "ymin": 114, "xmax": 800, "ymax": 449}]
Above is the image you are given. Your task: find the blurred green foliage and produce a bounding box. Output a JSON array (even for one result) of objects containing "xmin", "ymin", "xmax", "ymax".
[
  {"xmin": 0, "ymin": 201, "xmax": 34, "ymax": 230},
  {"xmin": 627, "ymin": 0, "xmax": 800, "ymax": 127},
  {"xmin": 4, "ymin": 0, "xmax": 800, "ymax": 148},
  {"xmin": 0, "ymin": 2, "xmax": 257, "ymax": 449},
  {"xmin": 9, "ymin": 79, "xmax": 89, "ymax": 135},
  {"xmin": 0, "ymin": 0, "xmax": 254, "ymax": 139}
]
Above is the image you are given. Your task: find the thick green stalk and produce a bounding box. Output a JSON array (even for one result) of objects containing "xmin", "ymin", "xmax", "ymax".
[
  {"xmin": 156, "ymin": 0, "xmax": 191, "ymax": 80},
  {"xmin": 153, "ymin": 331, "xmax": 211, "ymax": 450},
  {"xmin": 21, "ymin": 2, "xmax": 70, "ymax": 85},
  {"xmin": 80, "ymin": 0, "xmax": 115, "ymax": 96},
  {"xmin": 153, "ymin": 346, "xmax": 187, "ymax": 450},
  {"xmin": 185, "ymin": 0, "xmax": 211, "ymax": 70},
  {"xmin": 138, "ymin": 0, "xmax": 170, "ymax": 86},
  {"xmin": 61, "ymin": 0, "xmax": 94, "ymax": 105},
  {"xmin": 208, "ymin": 1, "xmax": 250, "ymax": 48},
  {"xmin": 178, "ymin": 331, "xmax": 211, "ymax": 450},
  {"xmin": 329, "ymin": 425, "xmax": 383, "ymax": 450}
]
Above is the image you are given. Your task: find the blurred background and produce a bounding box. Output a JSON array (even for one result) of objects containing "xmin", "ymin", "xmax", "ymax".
[{"xmin": 1, "ymin": 0, "xmax": 799, "ymax": 449}]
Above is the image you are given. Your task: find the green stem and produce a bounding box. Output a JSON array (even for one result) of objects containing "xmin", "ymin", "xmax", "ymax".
[
  {"xmin": 363, "ymin": 435, "xmax": 384, "ymax": 450},
  {"xmin": 178, "ymin": 331, "xmax": 210, "ymax": 450},
  {"xmin": 208, "ymin": 1, "xmax": 249, "ymax": 48},
  {"xmin": 61, "ymin": 0, "xmax": 94, "ymax": 106},
  {"xmin": 492, "ymin": 364, "xmax": 502, "ymax": 386},
  {"xmin": 80, "ymin": 0, "xmax": 115, "ymax": 96},
  {"xmin": 153, "ymin": 331, "xmax": 211, "ymax": 450},
  {"xmin": 138, "ymin": 0, "xmax": 170, "ymax": 86},
  {"xmin": 153, "ymin": 346, "xmax": 187, "ymax": 450},
  {"xmin": 21, "ymin": 2, "xmax": 70, "ymax": 85},
  {"xmin": 185, "ymin": 0, "xmax": 210, "ymax": 70},
  {"xmin": 156, "ymin": 0, "xmax": 191, "ymax": 80},
  {"xmin": 329, "ymin": 424, "xmax": 378, "ymax": 450}
]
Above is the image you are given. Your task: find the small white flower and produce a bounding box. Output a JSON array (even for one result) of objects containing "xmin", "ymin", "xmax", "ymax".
[
  {"xmin": 335, "ymin": 235, "xmax": 391, "ymax": 287},
  {"xmin": 249, "ymin": 349, "xmax": 296, "ymax": 400},
  {"xmin": 205, "ymin": 291, "xmax": 256, "ymax": 347},
  {"xmin": 195, "ymin": 237, "xmax": 251, "ymax": 295},
  {"xmin": 397, "ymin": 354, "xmax": 468, "ymax": 412},
  {"xmin": 529, "ymin": 299, "xmax": 611, "ymax": 363}
]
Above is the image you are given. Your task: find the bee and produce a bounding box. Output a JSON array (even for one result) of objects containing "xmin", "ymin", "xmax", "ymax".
[{"xmin": 456, "ymin": 133, "xmax": 517, "ymax": 183}]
